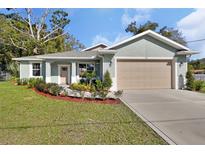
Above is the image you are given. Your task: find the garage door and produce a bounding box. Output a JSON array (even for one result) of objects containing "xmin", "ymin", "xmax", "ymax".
[{"xmin": 117, "ymin": 59, "xmax": 172, "ymax": 90}]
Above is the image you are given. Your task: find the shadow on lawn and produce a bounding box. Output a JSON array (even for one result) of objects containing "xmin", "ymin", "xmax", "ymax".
[{"xmin": 0, "ymin": 121, "xmax": 137, "ymax": 130}]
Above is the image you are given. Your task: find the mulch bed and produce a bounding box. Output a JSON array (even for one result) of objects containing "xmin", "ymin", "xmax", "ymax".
[{"xmin": 32, "ymin": 88, "xmax": 120, "ymax": 105}]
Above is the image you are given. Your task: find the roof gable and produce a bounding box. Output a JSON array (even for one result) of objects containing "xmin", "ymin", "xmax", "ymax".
[
  {"xmin": 106, "ymin": 30, "xmax": 190, "ymax": 51},
  {"xmin": 82, "ymin": 43, "xmax": 108, "ymax": 51}
]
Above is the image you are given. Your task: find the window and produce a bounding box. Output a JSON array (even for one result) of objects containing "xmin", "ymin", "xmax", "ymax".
[
  {"xmin": 32, "ymin": 63, "xmax": 41, "ymax": 76},
  {"xmin": 78, "ymin": 63, "xmax": 95, "ymax": 77}
]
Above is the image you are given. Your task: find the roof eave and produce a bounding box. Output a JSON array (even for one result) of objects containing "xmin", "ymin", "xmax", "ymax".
[
  {"xmin": 98, "ymin": 49, "xmax": 117, "ymax": 54},
  {"xmin": 82, "ymin": 43, "xmax": 108, "ymax": 51},
  {"xmin": 176, "ymin": 51, "xmax": 200, "ymax": 56},
  {"xmin": 38, "ymin": 56, "xmax": 97, "ymax": 60},
  {"xmin": 12, "ymin": 58, "xmax": 43, "ymax": 61}
]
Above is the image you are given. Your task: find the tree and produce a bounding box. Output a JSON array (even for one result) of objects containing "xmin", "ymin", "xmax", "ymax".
[
  {"xmin": 189, "ymin": 59, "xmax": 205, "ymax": 70},
  {"xmin": 125, "ymin": 20, "xmax": 187, "ymax": 45},
  {"xmin": 0, "ymin": 9, "xmax": 85, "ymax": 73},
  {"xmin": 125, "ymin": 21, "xmax": 158, "ymax": 35},
  {"xmin": 0, "ymin": 9, "xmax": 84, "ymax": 54},
  {"xmin": 103, "ymin": 70, "xmax": 112, "ymax": 90},
  {"xmin": 186, "ymin": 65, "xmax": 195, "ymax": 90}
]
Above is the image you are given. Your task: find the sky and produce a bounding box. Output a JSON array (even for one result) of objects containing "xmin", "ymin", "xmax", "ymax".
[
  {"xmin": 1, "ymin": 8, "xmax": 205, "ymax": 59},
  {"xmin": 67, "ymin": 8, "xmax": 193, "ymax": 46},
  {"xmin": 66, "ymin": 8, "xmax": 205, "ymax": 59}
]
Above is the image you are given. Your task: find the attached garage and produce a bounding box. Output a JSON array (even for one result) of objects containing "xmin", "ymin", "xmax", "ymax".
[{"xmin": 117, "ymin": 59, "xmax": 173, "ymax": 90}]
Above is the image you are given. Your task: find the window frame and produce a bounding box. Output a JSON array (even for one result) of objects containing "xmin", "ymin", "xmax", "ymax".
[
  {"xmin": 30, "ymin": 62, "xmax": 42, "ymax": 77},
  {"xmin": 77, "ymin": 62, "xmax": 95, "ymax": 77}
]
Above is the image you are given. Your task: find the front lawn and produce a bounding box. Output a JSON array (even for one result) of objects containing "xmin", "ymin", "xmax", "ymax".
[{"xmin": 0, "ymin": 81, "xmax": 166, "ymax": 144}]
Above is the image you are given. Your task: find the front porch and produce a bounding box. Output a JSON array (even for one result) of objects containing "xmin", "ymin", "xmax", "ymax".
[{"xmin": 44, "ymin": 59, "xmax": 102, "ymax": 85}]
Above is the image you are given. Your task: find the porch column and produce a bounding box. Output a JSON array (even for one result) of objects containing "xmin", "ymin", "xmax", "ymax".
[
  {"xmin": 71, "ymin": 62, "xmax": 77, "ymax": 83},
  {"xmin": 45, "ymin": 61, "xmax": 51, "ymax": 83}
]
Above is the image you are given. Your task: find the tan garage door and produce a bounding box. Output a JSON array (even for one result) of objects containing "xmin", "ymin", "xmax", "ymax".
[{"xmin": 117, "ymin": 59, "xmax": 172, "ymax": 90}]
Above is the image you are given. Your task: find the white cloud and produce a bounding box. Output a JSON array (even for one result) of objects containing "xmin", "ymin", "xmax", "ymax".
[
  {"xmin": 113, "ymin": 33, "xmax": 130, "ymax": 44},
  {"xmin": 92, "ymin": 33, "xmax": 130, "ymax": 46},
  {"xmin": 92, "ymin": 35, "xmax": 111, "ymax": 45},
  {"xmin": 121, "ymin": 9, "xmax": 153, "ymax": 27},
  {"xmin": 177, "ymin": 9, "xmax": 205, "ymax": 59}
]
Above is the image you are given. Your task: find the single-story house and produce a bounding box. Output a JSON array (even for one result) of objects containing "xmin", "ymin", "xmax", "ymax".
[{"xmin": 13, "ymin": 30, "xmax": 198, "ymax": 91}]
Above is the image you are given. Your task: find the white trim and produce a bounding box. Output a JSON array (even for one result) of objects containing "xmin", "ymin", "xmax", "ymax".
[
  {"xmin": 38, "ymin": 56, "xmax": 96, "ymax": 60},
  {"xmin": 184, "ymin": 60, "xmax": 188, "ymax": 88},
  {"xmin": 82, "ymin": 43, "xmax": 108, "ymax": 51},
  {"xmin": 58, "ymin": 64, "xmax": 71, "ymax": 85},
  {"xmin": 29, "ymin": 62, "xmax": 43, "ymax": 78},
  {"xmin": 19, "ymin": 63, "xmax": 22, "ymax": 79},
  {"xmin": 115, "ymin": 56, "xmax": 174, "ymax": 60},
  {"xmin": 71, "ymin": 62, "xmax": 77, "ymax": 84},
  {"xmin": 45, "ymin": 62, "xmax": 51, "ymax": 83},
  {"xmin": 12, "ymin": 58, "xmax": 42, "ymax": 61},
  {"xmin": 114, "ymin": 57, "xmax": 117, "ymax": 91},
  {"xmin": 176, "ymin": 50, "xmax": 199, "ymax": 55},
  {"xmin": 175, "ymin": 59, "xmax": 178, "ymax": 90},
  {"xmin": 106, "ymin": 30, "xmax": 190, "ymax": 51}
]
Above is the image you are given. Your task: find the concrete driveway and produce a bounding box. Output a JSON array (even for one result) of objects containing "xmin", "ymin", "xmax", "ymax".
[{"xmin": 121, "ymin": 89, "xmax": 205, "ymax": 145}]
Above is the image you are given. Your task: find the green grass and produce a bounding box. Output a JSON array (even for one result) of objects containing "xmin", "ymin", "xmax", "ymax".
[{"xmin": 0, "ymin": 81, "xmax": 166, "ymax": 144}]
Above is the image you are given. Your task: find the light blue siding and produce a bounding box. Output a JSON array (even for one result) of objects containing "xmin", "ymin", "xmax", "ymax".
[
  {"xmin": 115, "ymin": 35, "xmax": 176, "ymax": 58},
  {"xmin": 50, "ymin": 61, "xmax": 71, "ymax": 83},
  {"xmin": 20, "ymin": 61, "xmax": 30, "ymax": 79}
]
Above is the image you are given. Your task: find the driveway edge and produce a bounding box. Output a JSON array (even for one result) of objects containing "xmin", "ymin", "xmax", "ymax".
[{"xmin": 120, "ymin": 97, "xmax": 176, "ymax": 145}]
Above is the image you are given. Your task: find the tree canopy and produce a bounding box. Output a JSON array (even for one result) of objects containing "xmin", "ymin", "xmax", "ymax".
[
  {"xmin": 0, "ymin": 9, "xmax": 85, "ymax": 74},
  {"xmin": 125, "ymin": 21, "xmax": 187, "ymax": 46},
  {"xmin": 189, "ymin": 58, "xmax": 205, "ymax": 70}
]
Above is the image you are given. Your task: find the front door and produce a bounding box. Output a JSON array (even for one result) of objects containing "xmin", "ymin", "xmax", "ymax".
[{"xmin": 60, "ymin": 66, "xmax": 68, "ymax": 84}]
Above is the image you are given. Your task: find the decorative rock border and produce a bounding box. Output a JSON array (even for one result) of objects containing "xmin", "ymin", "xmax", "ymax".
[
  {"xmin": 62, "ymin": 86, "xmax": 117, "ymax": 100},
  {"xmin": 32, "ymin": 88, "xmax": 120, "ymax": 105}
]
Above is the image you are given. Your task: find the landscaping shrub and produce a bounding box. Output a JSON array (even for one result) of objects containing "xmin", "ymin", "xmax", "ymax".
[
  {"xmin": 16, "ymin": 78, "xmax": 29, "ymax": 85},
  {"xmin": 10, "ymin": 76, "xmax": 18, "ymax": 83},
  {"xmin": 79, "ymin": 71, "xmax": 96, "ymax": 85},
  {"xmin": 103, "ymin": 70, "xmax": 112, "ymax": 90},
  {"xmin": 48, "ymin": 84, "xmax": 62, "ymax": 96},
  {"xmin": 114, "ymin": 90, "xmax": 123, "ymax": 98},
  {"xmin": 70, "ymin": 83, "xmax": 81, "ymax": 91},
  {"xmin": 95, "ymin": 79, "xmax": 103, "ymax": 91},
  {"xmin": 70, "ymin": 83, "xmax": 91, "ymax": 92},
  {"xmin": 16, "ymin": 77, "xmax": 44, "ymax": 87},
  {"xmin": 60, "ymin": 90, "xmax": 68, "ymax": 97},
  {"xmin": 35, "ymin": 82, "xmax": 62, "ymax": 96},
  {"xmin": 98, "ymin": 90, "xmax": 109, "ymax": 100},
  {"xmin": 193, "ymin": 80, "xmax": 205, "ymax": 91},
  {"xmin": 200, "ymin": 87, "xmax": 205, "ymax": 93},
  {"xmin": 94, "ymin": 79, "xmax": 108, "ymax": 99},
  {"xmin": 46, "ymin": 83, "xmax": 58, "ymax": 89},
  {"xmin": 27, "ymin": 78, "xmax": 44, "ymax": 88},
  {"xmin": 69, "ymin": 71, "xmax": 112, "ymax": 99},
  {"xmin": 35, "ymin": 82, "xmax": 46, "ymax": 92},
  {"xmin": 186, "ymin": 69, "xmax": 194, "ymax": 90},
  {"xmin": 16, "ymin": 78, "xmax": 21, "ymax": 85}
]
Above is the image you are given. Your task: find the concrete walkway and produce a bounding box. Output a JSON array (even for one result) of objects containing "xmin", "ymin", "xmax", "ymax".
[{"xmin": 121, "ymin": 89, "xmax": 205, "ymax": 145}]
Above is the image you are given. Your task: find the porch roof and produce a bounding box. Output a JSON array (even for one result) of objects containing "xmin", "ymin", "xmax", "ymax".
[{"xmin": 12, "ymin": 50, "xmax": 97, "ymax": 61}]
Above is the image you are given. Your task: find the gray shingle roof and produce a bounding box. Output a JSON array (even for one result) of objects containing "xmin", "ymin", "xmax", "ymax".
[
  {"xmin": 12, "ymin": 50, "xmax": 100, "ymax": 61},
  {"xmin": 38, "ymin": 50, "xmax": 98, "ymax": 58}
]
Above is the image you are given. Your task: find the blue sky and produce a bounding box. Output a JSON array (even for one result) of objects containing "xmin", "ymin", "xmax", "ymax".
[
  {"xmin": 67, "ymin": 9, "xmax": 194, "ymax": 46},
  {"xmin": 1, "ymin": 8, "xmax": 205, "ymax": 59}
]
